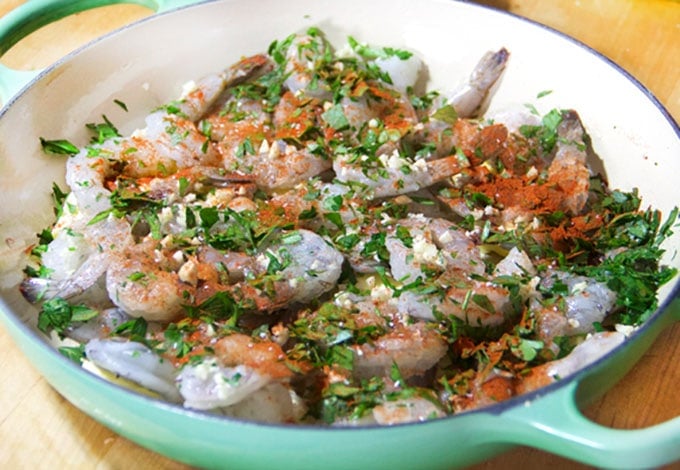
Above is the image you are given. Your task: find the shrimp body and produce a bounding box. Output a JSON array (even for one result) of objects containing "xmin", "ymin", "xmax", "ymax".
[
  {"xmin": 220, "ymin": 139, "xmax": 332, "ymax": 192},
  {"xmin": 177, "ymin": 359, "xmax": 273, "ymax": 410},
  {"xmin": 547, "ymin": 110, "xmax": 590, "ymax": 215},
  {"xmin": 517, "ymin": 331, "xmax": 626, "ymax": 395},
  {"xmin": 535, "ymin": 271, "xmax": 617, "ymax": 344},
  {"xmin": 21, "ymin": 214, "xmax": 134, "ymax": 302},
  {"xmin": 105, "ymin": 241, "xmax": 189, "ymax": 322},
  {"xmin": 283, "ymin": 33, "xmax": 334, "ymax": 99},
  {"xmin": 85, "ymin": 338, "xmax": 182, "ymax": 402},
  {"xmin": 352, "ymin": 322, "xmax": 448, "ymax": 380},
  {"xmin": 333, "ymin": 150, "xmax": 469, "ymax": 199},
  {"xmin": 372, "ymin": 396, "xmax": 445, "ymax": 425},
  {"xmin": 177, "ymin": 333, "xmax": 305, "ymax": 421},
  {"xmin": 105, "ymin": 228, "xmax": 343, "ymax": 322}
]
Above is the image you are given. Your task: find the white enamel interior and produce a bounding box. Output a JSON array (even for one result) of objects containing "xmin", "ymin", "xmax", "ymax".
[{"xmin": 0, "ymin": 0, "xmax": 678, "ymax": 339}]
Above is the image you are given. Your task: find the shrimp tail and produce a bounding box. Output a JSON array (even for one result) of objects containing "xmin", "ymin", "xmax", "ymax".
[
  {"xmin": 450, "ymin": 48, "xmax": 510, "ymax": 118},
  {"xmin": 179, "ymin": 54, "xmax": 274, "ymax": 122},
  {"xmin": 20, "ymin": 253, "xmax": 109, "ymax": 303}
]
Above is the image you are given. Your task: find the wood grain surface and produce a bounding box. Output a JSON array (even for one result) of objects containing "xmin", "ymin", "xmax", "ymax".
[{"xmin": 0, "ymin": 1, "xmax": 678, "ymax": 468}]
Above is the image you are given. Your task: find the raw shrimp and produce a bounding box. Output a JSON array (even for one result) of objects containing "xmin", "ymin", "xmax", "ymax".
[
  {"xmin": 297, "ymin": 290, "xmax": 448, "ymax": 381},
  {"xmin": 176, "ymin": 359, "xmax": 272, "ymax": 410},
  {"xmin": 105, "ymin": 238, "xmax": 190, "ymax": 322},
  {"xmin": 179, "ymin": 53, "xmax": 274, "ymax": 122},
  {"xmin": 333, "ymin": 149, "xmax": 469, "ymax": 199},
  {"xmin": 64, "ymin": 54, "xmax": 272, "ymax": 216},
  {"xmin": 373, "ymin": 53, "xmax": 423, "ymax": 94},
  {"xmin": 338, "ymin": 82, "xmax": 419, "ymax": 139},
  {"xmin": 534, "ymin": 271, "xmax": 617, "ymax": 344},
  {"xmin": 67, "ymin": 307, "xmax": 130, "ymax": 343},
  {"xmin": 516, "ymin": 331, "xmax": 626, "ymax": 394},
  {"xmin": 212, "ymin": 95, "xmax": 331, "ymax": 191},
  {"xmin": 85, "ymin": 338, "xmax": 182, "ymax": 402},
  {"xmin": 63, "ymin": 109, "xmax": 217, "ymax": 223},
  {"xmin": 547, "ymin": 110, "xmax": 591, "ymax": 215},
  {"xmin": 220, "ymin": 138, "xmax": 332, "ymax": 192},
  {"xmin": 352, "ymin": 321, "xmax": 448, "ymax": 380},
  {"xmin": 395, "ymin": 275, "xmax": 517, "ymax": 327},
  {"xmin": 176, "ymin": 333, "xmax": 305, "ymax": 421},
  {"xmin": 214, "ymin": 333, "xmax": 294, "ymax": 379},
  {"xmin": 20, "ymin": 215, "xmax": 134, "ymax": 302},
  {"xmin": 220, "ymin": 383, "xmax": 306, "ymax": 423},
  {"xmin": 406, "ymin": 48, "xmax": 510, "ymax": 160},
  {"xmin": 371, "ymin": 397, "xmax": 445, "ymax": 425},
  {"xmin": 107, "ymin": 229, "xmax": 344, "ymax": 321},
  {"xmin": 197, "ymin": 228, "xmax": 344, "ymax": 311},
  {"xmin": 385, "ymin": 214, "xmax": 484, "ymax": 283},
  {"xmin": 389, "ymin": 245, "xmax": 536, "ymax": 328}
]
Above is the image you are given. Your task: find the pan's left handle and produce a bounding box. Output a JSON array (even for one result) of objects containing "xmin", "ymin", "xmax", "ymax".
[{"xmin": 0, "ymin": 0, "xmax": 203, "ymax": 107}]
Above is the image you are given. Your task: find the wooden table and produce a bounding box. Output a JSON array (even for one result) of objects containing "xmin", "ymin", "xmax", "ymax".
[{"xmin": 0, "ymin": 1, "xmax": 678, "ymax": 468}]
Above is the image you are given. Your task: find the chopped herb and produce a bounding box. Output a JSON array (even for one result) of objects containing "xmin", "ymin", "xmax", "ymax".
[
  {"xmin": 39, "ymin": 138, "xmax": 79, "ymax": 156},
  {"xmin": 431, "ymin": 104, "xmax": 458, "ymax": 124},
  {"xmin": 37, "ymin": 298, "xmax": 98, "ymax": 335},
  {"xmin": 322, "ymin": 104, "xmax": 350, "ymax": 131},
  {"xmin": 86, "ymin": 115, "xmax": 120, "ymax": 144},
  {"xmin": 114, "ymin": 99, "xmax": 128, "ymax": 111}
]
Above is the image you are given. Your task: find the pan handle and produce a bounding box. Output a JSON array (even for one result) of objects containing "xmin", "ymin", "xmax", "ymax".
[
  {"xmin": 497, "ymin": 297, "xmax": 680, "ymax": 469},
  {"xmin": 0, "ymin": 0, "xmax": 203, "ymax": 105},
  {"xmin": 498, "ymin": 379, "xmax": 680, "ymax": 469}
]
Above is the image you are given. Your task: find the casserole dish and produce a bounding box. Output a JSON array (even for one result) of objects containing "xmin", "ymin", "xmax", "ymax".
[{"xmin": 0, "ymin": 0, "xmax": 678, "ymax": 468}]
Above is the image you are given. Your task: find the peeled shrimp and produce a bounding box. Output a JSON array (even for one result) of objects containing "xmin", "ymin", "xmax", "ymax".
[
  {"xmin": 398, "ymin": 276, "xmax": 516, "ymax": 327},
  {"xmin": 405, "ymin": 47, "xmax": 509, "ymax": 161},
  {"xmin": 372, "ymin": 396, "xmax": 445, "ymax": 425},
  {"xmin": 85, "ymin": 338, "xmax": 181, "ymax": 402},
  {"xmin": 535, "ymin": 271, "xmax": 617, "ymax": 343},
  {"xmin": 106, "ymin": 228, "xmax": 343, "ymax": 321},
  {"xmin": 179, "ymin": 53, "xmax": 274, "ymax": 122},
  {"xmin": 517, "ymin": 331, "xmax": 626, "ymax": 394},
  {"xmin": 67, "ymin": 307, "xmax": 130, "ymax": 343},
  {"xmin": 177, "ymin": 333, "xmax": 301, "ymax": 418},
  {"xmin": 177, "ymin": 359, "xmax": 272, "ymax": 410},
  {"xmin": 105, "ymin": 239, "xmax": 189, "ymax": 322},
  {"xmin": 373, "ymin": 53, "xmax": 423, "ymax": 94},
  {"xmin": 219, "ymin": 383, "xmax": 306, "ymax": 423},
  {"xmin": 327, "ymin": 291, "xmax": 448, "ymax": 379},
  {"xmin": 21, "ymin": 215, "xmax": 134, "ymax": 303},
  {"xmin": 352, "ymin": 322, "xmax": 448, "ymax": 380},
  {"xmin": 228, "ymin": 228, "xmax": 344, "ymax": 311},
  {"xmin": 547, "ymin": 110, "xmax": 591, "ymax": 215},
  {"xmin": 213, "ymin": 333, "xmax": 293, "ymax": 380},
  {"xmin": 220, "ymin": 139, "xmax": 332, "ymax": 192},
  {"xmin": 385, "ymin": 215, "xmax": 484, "ymax": 283},
  {"xmin": 333, "ymin": 149, "xmax": 469, "ymax": 199},
  {"xmin": 64, "ymin": 54, "xmax": 272, "ymax": 216}
]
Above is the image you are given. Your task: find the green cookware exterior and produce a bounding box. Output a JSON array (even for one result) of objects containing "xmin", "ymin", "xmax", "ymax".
[
  {"xmin": 0, "ymin": 0, "xmax": 200, "ymax": 102},
  {"xmin": 0, "ymin": 0, "xmax": 679, "ymax": 468}
]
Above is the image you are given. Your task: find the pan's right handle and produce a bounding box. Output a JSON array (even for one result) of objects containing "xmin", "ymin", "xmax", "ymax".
[
  {"xmin": 0, "ymin": 0, "xmax": 203, "ymax": 106},
  {"xmin": 495, "ymin": 295, "xmax": 680, "ymax": 468}
]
